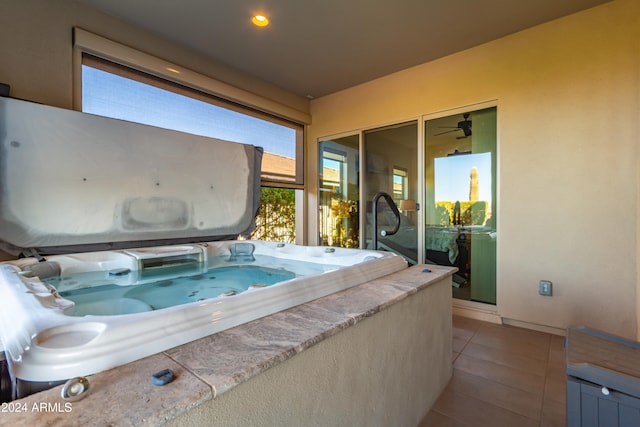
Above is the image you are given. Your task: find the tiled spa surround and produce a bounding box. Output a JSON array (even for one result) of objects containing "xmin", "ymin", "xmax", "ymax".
[
  {"xmin": 0, "ymin": 264, "xmax": 455, "ymax": 426},
  {"xmin": 1, "ymin": 242, "xmax": 407, "ymax": 387}
]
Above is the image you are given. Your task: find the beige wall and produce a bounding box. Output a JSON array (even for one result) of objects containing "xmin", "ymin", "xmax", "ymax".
[{"xmin": 307, "ymin": 0, "xmax": 640, "ymax": 339}]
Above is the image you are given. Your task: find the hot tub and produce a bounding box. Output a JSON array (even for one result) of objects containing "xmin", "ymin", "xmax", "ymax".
[
  {"xmin": 0, "ymin": 97, "xmax": 408, "ymax": 400},
  {"xmin": 0, "ymin": 240, "xmax": 406, "ymax": 395}
]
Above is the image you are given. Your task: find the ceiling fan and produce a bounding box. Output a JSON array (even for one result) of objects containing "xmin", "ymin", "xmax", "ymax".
[{"xmin": 434, "ymin": 113, "xmax": 472, "ymax": 138}]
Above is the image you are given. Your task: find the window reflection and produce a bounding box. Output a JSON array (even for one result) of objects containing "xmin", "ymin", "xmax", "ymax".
[{"xmin": 425, "ymin": 107, "xmax": 497, "ymax": 304}]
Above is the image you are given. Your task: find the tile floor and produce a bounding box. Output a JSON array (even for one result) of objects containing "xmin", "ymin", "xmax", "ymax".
[{"xmin": 419, "ymin": 315, "xmax": 567, "ymax": 427}]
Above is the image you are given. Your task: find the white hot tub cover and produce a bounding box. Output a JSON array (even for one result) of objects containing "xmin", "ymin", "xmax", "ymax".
[{"xmin": 0, "ymin": 97, "xmax": 263, "ymax": 254}]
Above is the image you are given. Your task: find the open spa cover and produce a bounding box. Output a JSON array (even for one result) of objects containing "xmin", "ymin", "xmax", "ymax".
[{"xmin": 0, "ymin": 97, "xmax": 263, "ymax": 255}]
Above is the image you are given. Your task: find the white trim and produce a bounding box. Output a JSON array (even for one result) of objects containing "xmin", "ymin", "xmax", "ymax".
[
  {"xmin": 502, "ymin": 318, "xmax": 566, "ymax": 336},
  {"xmin": 421, "ymin": 100, "xmax": 498, "ymax": 122},
  {"xmin": 358, "ymin": 130, "xmax": 366, "ymax": 249},
  {"xmin": 72, "ymin": 27, "xmax": 311, "ymax": 125},
  {"xmin": 452, "ymin": 299, "xmax": 501, "ymax": 324},
  {"xmin": 295, "ymin": 189, "xmax": 306, "ymax": 246},
  {"xmin": 416, "ymin": 119, "xmax": 425, "ymax": 264}
]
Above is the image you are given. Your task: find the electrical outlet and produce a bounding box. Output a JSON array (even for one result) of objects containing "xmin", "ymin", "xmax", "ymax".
[{"xmin": 539, "ymin": 280, "xmax": 553, "ymax": 296}]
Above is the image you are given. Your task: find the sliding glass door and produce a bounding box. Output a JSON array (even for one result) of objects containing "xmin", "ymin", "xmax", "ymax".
[
  {"xmin": 424, "ymin": 107, "xmax": 497, "ymax": 304},
  {"xmin": 318, "ymin": 123, "xmax": 419, "ymax": 265},
  {"xmin": 363, "ymin": 122, "xmax": 419, "ymax": 264},
  {"xmin": 318, "ymin": 106, "xmax": 497, "ymax": 305}
]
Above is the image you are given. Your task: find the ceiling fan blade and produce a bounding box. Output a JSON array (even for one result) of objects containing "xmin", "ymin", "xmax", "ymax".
[{"xmin": 434, "ymin": 129, "xmax": 461, "ymax": 136}]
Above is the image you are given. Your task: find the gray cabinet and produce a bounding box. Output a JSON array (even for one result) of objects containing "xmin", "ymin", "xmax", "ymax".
[{"xmin": 566, "ymin": 327, "xmax": 640, "ymax": 427}]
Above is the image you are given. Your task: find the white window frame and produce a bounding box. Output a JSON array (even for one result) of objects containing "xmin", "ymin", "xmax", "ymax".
[{"xmin": 72, "ymin": 28, "xmax": 310, "ymax": 124}]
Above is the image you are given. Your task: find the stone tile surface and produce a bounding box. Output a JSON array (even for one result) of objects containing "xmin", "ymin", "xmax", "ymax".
[
  {"xmin": 0, "ymin": 353, "xmax": 212, "ymax": 427},
  {"xmin": 423, "ymin": 316, "xmax": 568, "ymax": 427}
]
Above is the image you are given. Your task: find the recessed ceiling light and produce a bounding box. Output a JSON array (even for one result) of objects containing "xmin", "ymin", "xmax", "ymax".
[{"xmin": 252, "ymin": 14, "xmax": 269, "ymax": 27}]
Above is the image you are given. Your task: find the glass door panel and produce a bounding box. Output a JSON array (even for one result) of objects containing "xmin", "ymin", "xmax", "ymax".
[
  {"xmin": 319, "ymin": 135, "xmax": 360, "ymax": 248},
  {"xmin": 424, "ymin": 107, "xmax": 497, "ymax": 303},
  {"xmin": 364, "ymin": 122, "xmax": 419, "ymax": 264}
]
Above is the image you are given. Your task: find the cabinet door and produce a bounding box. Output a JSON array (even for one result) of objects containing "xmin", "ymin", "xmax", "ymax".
[{"xmin": 567, "ymin": 376, "xmax": 640, "ymax": 427}]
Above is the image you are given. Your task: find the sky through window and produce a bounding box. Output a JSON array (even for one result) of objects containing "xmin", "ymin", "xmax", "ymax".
[{"xmin": 82, "ymin": 65, "xmax": 296, "ymax": 159}]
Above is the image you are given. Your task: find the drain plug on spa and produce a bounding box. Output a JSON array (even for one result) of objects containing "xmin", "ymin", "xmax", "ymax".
[
  {"xmin": 61, "ymin": 377, "xmax": 90, "ymax": 401},
  {"xmin": 151, "ymin": 369, "xmax": 175, "ymax": 386}
]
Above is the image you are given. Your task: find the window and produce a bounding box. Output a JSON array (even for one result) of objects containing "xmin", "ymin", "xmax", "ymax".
[
  {"xmin": 81, "ymin": 55, "xmax": 303, "ymax": 187},
  {"xmin": 78, "ymin": 46, "xmax": 304, "ymax": 243},
  {"xmin": 392, "ymin": 167, "xmax": 408, "ymax": 203},
  {"xmin": 321, "ymin": 149, "xmax": 347, "ymax": 195},
  {"xmin": 318, "ymin": 135, "xmax": 360, "ymax": 248}
]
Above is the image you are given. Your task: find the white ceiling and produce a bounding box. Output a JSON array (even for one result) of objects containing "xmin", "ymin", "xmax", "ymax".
[{"xmin": 75, "ymin": 0, "xmax": 611, "ymax": 99}]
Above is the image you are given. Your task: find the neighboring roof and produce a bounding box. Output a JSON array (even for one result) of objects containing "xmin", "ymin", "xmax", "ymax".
[{"xmin": 261, "ymin": 151, "xmax": 295, "ymax": 183}]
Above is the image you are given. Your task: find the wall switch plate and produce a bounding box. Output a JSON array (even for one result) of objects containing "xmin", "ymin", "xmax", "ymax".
[{"xmin": 539, "ymin": 280, "xmax": 553, "ymax": 296}]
